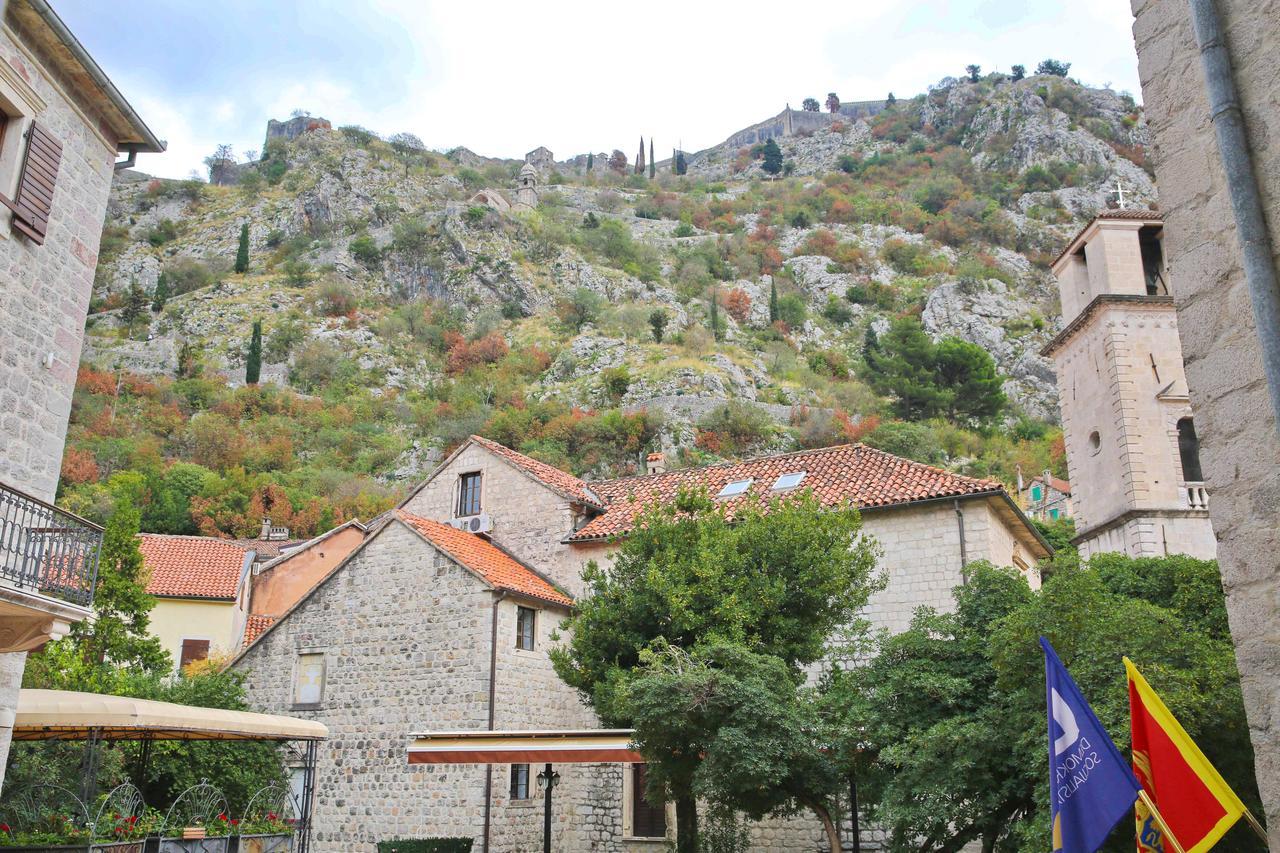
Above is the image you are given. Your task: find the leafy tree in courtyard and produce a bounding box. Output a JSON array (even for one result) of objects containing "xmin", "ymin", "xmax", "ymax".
[
  {"xmin": 553, "ymin": 489, "xmax": 881, "ymax": 853},
  {"xmin": 965, "ymin": 64, "xmax": 982, "ymax": 82},
  {"xmin": 802, "ymin": 98, "xmax": 820, "ymax": 112},
  {"xmin": 1010, "ymin": 64, "xmax": 1026, "ymax": 81},
  {"xmin": 245, "ymin": 318, "xmax": 263, "ymax": 385},
  {"xmin": 649, "ymin": 309, "xmax": 668, "ymax": 343},
  {"xmin": 825, "ymin": 92, "xmax": 840, "ymax": 113},
  {"xmin": 25, "ymin": 496, "xmax": 169, "ymax": 692},
  {"xmin": 761, "ymin": 138, "xmax": 783, "ymax": 176},
  {"xmin": 1036, "ymin": 58, "xmax": 1071, "ymax": 77},
  {"xmin": 234, "ymin": 222, "xmax": 250, "ymax": 274},
  {"xmin": 837, "ymin": 556, "xmax": 1262, "ymax": 853}
]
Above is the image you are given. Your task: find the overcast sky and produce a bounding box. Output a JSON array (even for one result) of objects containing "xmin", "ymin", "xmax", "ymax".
[{"xmin": 55, "ymin": 0, "xmax": 1143, "ymax": 180}]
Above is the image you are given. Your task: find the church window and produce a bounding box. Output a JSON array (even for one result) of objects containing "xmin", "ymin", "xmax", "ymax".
[
  {"xmin": 293, "ymin": 652, "xmax": 325, "ymax": 707},
  {"xmin": 1140, "ymin": 228, "xmax": 1165, "ymax": 295},
  {"xmin": 516, "ymin": 606, "xmax": 536, "ymax": 651},
  {"xmin": 457, "ymin": 472, "xmax": 482, "ymax": 517},
  {"xmin": 510, "ymin": 764, "xmax": 530, "ymax": 800},
  {"xmin": 1177, "ymin": 418, "xmax": 1204, "ymax": 482}
]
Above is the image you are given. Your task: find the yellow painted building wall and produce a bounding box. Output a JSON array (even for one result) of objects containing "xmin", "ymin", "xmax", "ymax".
[{"xmin": 149, "ymin": 598, "xmax": 241, "ymax": 668}]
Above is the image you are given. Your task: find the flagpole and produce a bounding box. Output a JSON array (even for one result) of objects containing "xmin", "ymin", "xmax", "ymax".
[
  {"xmin": 1138, "ymin": 790, "xmax": 1187, "ymax": 853},
  {"xmin": 1243, "ymin": 808, "xmax": 1270, "ymax": 846}
]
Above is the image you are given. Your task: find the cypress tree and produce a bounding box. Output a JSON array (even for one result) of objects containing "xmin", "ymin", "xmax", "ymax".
[
  {"xmin": 234, "ymin": 222, "xmax": 250, "ymax": 274},
  {"xmin": 151, "ymin": 273, "xmax": 169, "ymax": 312},
  {"xmin": 649, "ymin": 138, "xmax": 655, "ymax": 179},
  {"xmin": 636, "ymin": 135, "xmax": 646, "ymax": 175},
  {"xmin": 245, "ymin": 318, "xmax": 262, "ymax": 385},
  {"xmin": 709, "ymin": 287, "xmax": 721, "ymax": 341},
  {"xmin": 587, "ymin": 152, "xmax": 594, "ymax": 172},
  {"xmin": 769, "ymin": 280, "xmax": 779, "ymax": 324}
]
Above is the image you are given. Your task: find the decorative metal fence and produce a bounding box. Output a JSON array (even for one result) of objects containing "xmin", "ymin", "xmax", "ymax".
[{"xmin": 0, "ymin": 480, "xmax": 102, "ymax": 606}]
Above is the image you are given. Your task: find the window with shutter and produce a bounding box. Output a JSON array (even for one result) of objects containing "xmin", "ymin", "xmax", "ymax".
[
  {"xmin": 179, "ymin": 638, "xmax": 210, "ymax": 670},
  {"xmin": 0, "ymin": 121, "xmax": 61, "ymax": 245},
  {"xmin": 630, "ymin": 764, "xmax": 667, "ymax": 839}
]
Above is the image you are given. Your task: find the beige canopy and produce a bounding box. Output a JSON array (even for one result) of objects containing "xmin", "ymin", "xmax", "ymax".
[
  {"xmin": 408, "ymin": 729, "xmax": 641, "ymax": 765},
  {"xmin": 13, "ymin": 689, "xmax": 328, "ymax": 742}
]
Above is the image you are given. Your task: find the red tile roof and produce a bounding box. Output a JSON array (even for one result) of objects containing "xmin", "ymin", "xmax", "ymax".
[
  {"xmin": 1031, "ymin": 473, "xmax": 1072, "ymax": 495},
  {"xmin": 230, "ymin": 538, "xmax": 306, "ymax": 559},
  {"xmin": 397, "ymin": 511, "xmax": 573, "ymax": 607},
  {"xmin": 568, "ymin": 443, "xmax": 1003, "ymax": 542},
  {"xmin": 242, "ymin": 614, "xmax": 275, "ymax": 646},
  {"xmin": 138, "ymin": 534, "xmax": 251, "ymax": 600},
  {"xmin": 469, "ymin": 435, "xmax": 603, "ymax": 508}
]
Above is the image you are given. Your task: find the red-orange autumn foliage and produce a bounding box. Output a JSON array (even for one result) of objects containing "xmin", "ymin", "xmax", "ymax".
[
  {"xmin": 723, "ymin": 289, "xmax": 751, "ymax": 323},
  {"xmin": 445, "ymin": 332, "xmax": 509, "ymax": 375},
  {"xmin": 60, "ymin": 447, "xmax": 99, "ymax": 485}
]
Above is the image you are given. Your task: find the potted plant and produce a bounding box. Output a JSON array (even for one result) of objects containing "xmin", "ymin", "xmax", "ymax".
[
  {"xmin": 0, "ymin": 813, "xmax": 93, "ymax": 851},
  {"xmin": 157, "ymin": 815, "xmax": 232, "ymax": 853},
  {"xmin": 91, "ymin": 808, "xmax": 159, "ymax": 853},
  {"xmin": 234, "ymin": 813, "xmax": 293, "ymax": 853}
]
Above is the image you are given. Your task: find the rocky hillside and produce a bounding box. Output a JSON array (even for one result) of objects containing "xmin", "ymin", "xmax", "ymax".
[{"xmin": 65, "ymin": 70, "xmax": 1152, "ymax": 539}]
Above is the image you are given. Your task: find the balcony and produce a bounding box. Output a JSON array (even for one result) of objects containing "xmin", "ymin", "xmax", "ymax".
[
  {"xmin": 0, "ymin": 481, "xmax": 101, "ymax": 651},
  {"xmin": 1183, "ymin": 482, "xmax": 1210, "ymax": 511}
]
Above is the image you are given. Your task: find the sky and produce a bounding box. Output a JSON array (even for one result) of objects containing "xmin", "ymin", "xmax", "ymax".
[{"xmin": 54, "ymin": 0, "xmax": 1144, "ymax": 180}]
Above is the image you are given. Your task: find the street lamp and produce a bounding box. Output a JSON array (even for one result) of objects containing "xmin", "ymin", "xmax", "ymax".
[{"xmin": 536, "ymin": 764, "xmax": 560, "ymax": 853}]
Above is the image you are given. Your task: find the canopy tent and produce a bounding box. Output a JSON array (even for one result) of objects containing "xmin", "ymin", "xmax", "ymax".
[
  {"xmin": 407, "ymin": 728, "xmax": 641, "ymax": 765},
  {"xmin": 11, "ymin": 689, "xmax": 324, "ymax": 853},
  {"xmin": 13, "ymin": 689, "xmax": 328, "ymax": 741}
]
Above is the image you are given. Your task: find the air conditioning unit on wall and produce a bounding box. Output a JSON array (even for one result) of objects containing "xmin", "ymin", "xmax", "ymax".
[{"xmin": 451, "ymin": 513, "xmax": 493, "ymax": 534}]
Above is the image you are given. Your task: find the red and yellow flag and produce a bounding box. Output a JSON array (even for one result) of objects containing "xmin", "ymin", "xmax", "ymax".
[{"xmin": 1125, "ymin": 657, "xmax": 1245, "ymax": 853}]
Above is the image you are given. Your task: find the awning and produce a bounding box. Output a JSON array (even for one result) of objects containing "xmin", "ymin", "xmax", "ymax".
[
  {"xmin": 408, "ymin": 729, "xmax": 641, "ymax": 765},
  {"xmin": 13, "ymin": 689, "xmax": 328, "ymax": 742}
]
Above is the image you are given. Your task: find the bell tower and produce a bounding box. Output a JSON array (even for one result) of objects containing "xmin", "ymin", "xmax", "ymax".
[{"xmin": 1043, "ymin": 210, "xmax": 1216, "ymax": 559}]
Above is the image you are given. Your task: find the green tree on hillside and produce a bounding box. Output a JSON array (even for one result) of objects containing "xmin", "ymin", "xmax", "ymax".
[
  {"xmin": 649, "ymin": 309, "xmax": 668, "ymax": 343},
  {"xmin": 802, "ymin": 98, "xmax": 820, "ymax": 112},
  {"xmin": 649, "ymin": 138, "xmax": 656, "ymax": 179},
  {"xmin": 245, "ymin": 318, "xmax": 263, "ymax": 385},
  {"xmin": 586, "ymin": 152, "xmax": 594, "ymax": 171},
  {"xmin": 150, "ymin": 274, "xmax": 169, "ymax": 312},
  {"xmin": 1036, "ymin": 58, "xmax": 1071, "ymax": 77},
  {"xmin": 122, "ymin": 278, "xmax": 148, "ymax": 332},
  {"xmin": 934, "ymin": 337, "xmax": 1006, "ymax": 427},
  {"xmin": 886, "ymin": 92, "xmax": 896, "ymax": 108},
  {"xmin": 553, "ymin": 489, "xmax": 881, "ymax": 853},
  {"xmin": 769, "ymin": 280, "xmax": 779, "ymax": 324},
  {"xmin": 965, "ymin": 64, "xmax": 982, "ymax": 82},
  {"xmin": 674, "ymin": 150, "xmax": 687, "ymax": 176},
  {"xmin": 1010, "ymin": 64, "xmax": 1026, "ymax": 81},
  {"xmin": 761, "ymin": 138, "xmax": 783, "ymax": 176},
  {"xmin": 234, "ymin": 222, "xmax": 250, "ymax": 274},
  {"xmin": 825, "ymin": 92, "xmax": 840, "ymax": 113},
  {"xmin": 708, "ymin": 287, "xmax": 721, "ymax": 341}
]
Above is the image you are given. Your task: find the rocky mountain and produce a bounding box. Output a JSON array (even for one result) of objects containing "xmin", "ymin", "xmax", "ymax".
[{"xmin": 66, "ymin": 70, "xmax": 1153, "ymax": 538}]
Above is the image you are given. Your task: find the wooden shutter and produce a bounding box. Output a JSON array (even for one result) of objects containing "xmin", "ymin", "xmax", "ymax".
[
  {"xmin": 632, "ymin": 764, "xmax": 667, "ymax": 838},
  {"xmin": 0, "ymin": 121, "xmax": 61, "ymax": 245},
  {"xmin": 179, "ymin": 638, "xmax": 210, "ymax": 669}
]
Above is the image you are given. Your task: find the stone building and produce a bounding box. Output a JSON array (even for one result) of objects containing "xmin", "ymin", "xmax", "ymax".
[
  {"xmin": 1043, "ymin": 210, "xmax": 1215, "ymax": 558},
  {"xmin": 0, "ymin": 0, "xmax": 161, "ymax": 790},
  {"xmin": 1129, "ymin": 0, "xmax": 1280, "ymax": 839},
  {"xmin": 1019, "ymin": 470, "xmax": 1072, "ymax": 522},
  {"xmin": 264, "ymin": 114, "xmax": 331, "ymax": 146},
  {"xmin": 234, "ymin": 436, "xmax": 1048, "ymax": 851}
]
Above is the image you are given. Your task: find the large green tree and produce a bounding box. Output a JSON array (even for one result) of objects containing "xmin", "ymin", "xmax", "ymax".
[
  {"xmin": 838, "ymin": 556, "xmax": 1262, "ymax": 853},
  {"xmin": 934, "ymin": 337, "xmax": 1006, "ymax": 427},
  {"xmin": 245, "ymin": 318, "xmax": 263, "ymax": 385},
  {"xmin": 553, "ymin": 489, "xmax": 881, "ymax": 853},
  {"xmin": 761, "ymin": 138, "xmax": 783, "ymax": 176}
]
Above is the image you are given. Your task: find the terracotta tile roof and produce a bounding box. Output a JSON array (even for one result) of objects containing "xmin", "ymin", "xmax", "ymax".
[
  {"xmin": 567, "ymin": 443, "xmax": 1003, "ymax": 542},
  {"xmin": 396, "ymin": 511, "xmax": 573, "ymax": 607},
  {"xmin": 138, "ymin": 534, "xmax": 251, "ymax": 600},
  {"xmin": 469, "ymin": 435, "xmax": 603, "ymax": 508},
  {"xmin": 1030, "ymin": 473, "xmax": 1072, "ymax": 495},
  {"xmin": 230, "ymin": 538, "xmax": 307, "ymax": 559},
  {"xmin": 242, "ymin": 614, "xmax": 276, "ymax": 646}
]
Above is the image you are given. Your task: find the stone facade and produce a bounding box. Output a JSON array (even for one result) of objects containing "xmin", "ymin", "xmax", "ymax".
[
  {"xmin": 1130, "ymin": 0, "xmax": 1280, "ymax": 838},
  {"xmin": 0, "ymin": 0, "xmax": 159, "ymax": 792},
  {"xmin": 1046, "ymin": 218, "xmax": 1216, "ymax": 559}
]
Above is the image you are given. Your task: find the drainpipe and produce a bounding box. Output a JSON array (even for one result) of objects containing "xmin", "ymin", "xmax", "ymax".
[
  {"xmin": 953, "ymin": 499, "xmax": 969, "ymax": 582},
  {"xmin": 1188, "ymin": 0, "xmax": 1280, "ymax": 435},
  {"xmin": 482, "ymin": 590, "xmax": 508, "ymax": 853}
]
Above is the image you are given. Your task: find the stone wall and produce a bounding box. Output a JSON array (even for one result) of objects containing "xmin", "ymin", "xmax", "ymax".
[
  {"xmin": 0, "ymin": 13, "xmax": 117, "ymax": 503},
  {"xmin": 1130, "ymin": 0, "xmax": 1280, "ymax": 837}
]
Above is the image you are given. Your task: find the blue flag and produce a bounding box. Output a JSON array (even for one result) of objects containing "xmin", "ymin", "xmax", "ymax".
[{"xmin": 1041, "ymin": 637, "xmax": 1140, "ymax": 853}]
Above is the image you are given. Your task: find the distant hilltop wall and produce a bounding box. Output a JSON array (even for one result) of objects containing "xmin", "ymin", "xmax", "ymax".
[
  {"xmin": 720, "ymin": 100, "xmax": 887, "ymax": 149},
  {"xmin": 265, "ymin": 115, "xmax": 332, "ymax": 147}
]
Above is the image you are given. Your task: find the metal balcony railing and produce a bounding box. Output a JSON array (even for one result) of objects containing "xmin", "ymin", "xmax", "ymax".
[{"xmin": 0, "ymin": 481, "xmax": 102, "ymax": 607}]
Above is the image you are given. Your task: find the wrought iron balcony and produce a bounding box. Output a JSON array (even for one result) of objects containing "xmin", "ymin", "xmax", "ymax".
[{"xmin": 0, "ymin": 481, "xmax": 101, "ymax": 607}]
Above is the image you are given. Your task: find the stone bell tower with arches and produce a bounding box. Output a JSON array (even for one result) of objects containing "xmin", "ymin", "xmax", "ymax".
[{"xmin": 1043, "ymin": 209, "xmax": 1216, "ymax": 559}]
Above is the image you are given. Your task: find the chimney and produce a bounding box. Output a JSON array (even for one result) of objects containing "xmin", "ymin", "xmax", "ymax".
[
  {"xmin": 260, "ymin": 518, "xmax": 272, "ymax": 540},
  {"xmin": 646, "ymin": 452, "xmax": 666, "ymax": 475}
]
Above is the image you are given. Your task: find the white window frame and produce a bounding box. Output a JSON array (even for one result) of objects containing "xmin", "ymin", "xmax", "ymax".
[
  {"xmin": 771, "ymin": 472, "xmax": 806, "ymax": 491},
  {"xmin": 0, "ymin": 55, "xmax": 44, "ymax": 242},
  {"xmin": 292, "ymin": 649, "xmax": 327, "ymax": 709},
  {"xmin": 514, "ymin": 605, "xmax": 537, "ymax": 653},
  {"xmin": 717, "ymin": 479, "xmax": 753, "ymax": 498},
  {"xmin": 456, "ymin": 470, "xmax": 484, "ymax": 518}
]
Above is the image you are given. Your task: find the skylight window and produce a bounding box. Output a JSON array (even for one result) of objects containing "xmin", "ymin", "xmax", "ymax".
[
  {"xmin": 717, "ymin": 479, "xmax": 753, "ymax": 498},
  {"xmin": 772, "ymin": 472, "xmax": 806, "ymax": 491}
]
